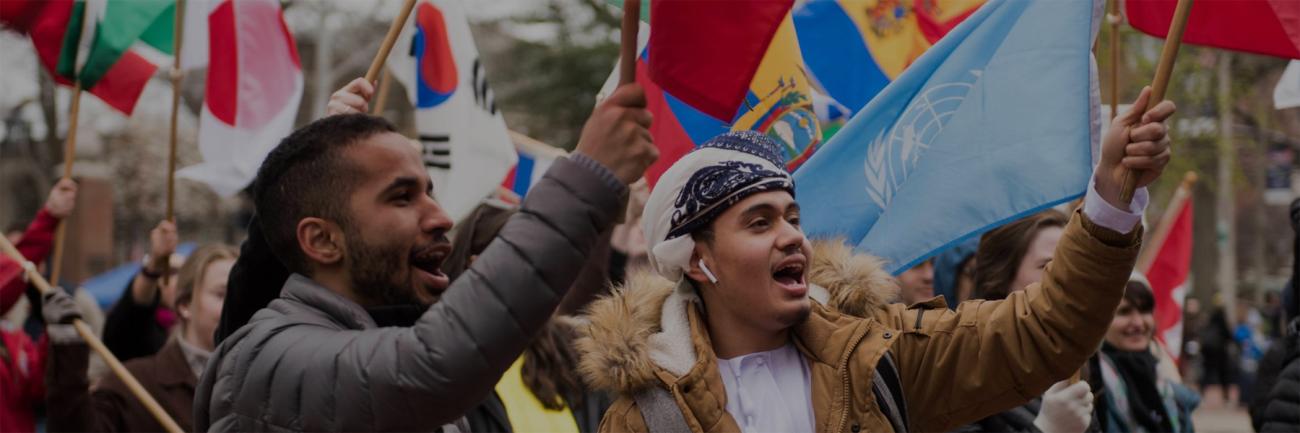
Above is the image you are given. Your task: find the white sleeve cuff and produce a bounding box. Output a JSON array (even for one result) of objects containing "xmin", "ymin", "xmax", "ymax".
[{"xmin": 1083, "ymin": 176, "xmax": 1147, "ymax": 234}]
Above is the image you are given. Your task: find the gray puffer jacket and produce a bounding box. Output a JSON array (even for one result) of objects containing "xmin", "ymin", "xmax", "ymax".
[{"xmin": 194, "ymin": 156, "xmax": 626, "ymax": 432}]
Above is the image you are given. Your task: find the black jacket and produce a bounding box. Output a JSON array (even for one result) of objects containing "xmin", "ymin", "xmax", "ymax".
[{"xmin": 1256, "ymin": 318, "xmax": 1300, "ymax": 433}]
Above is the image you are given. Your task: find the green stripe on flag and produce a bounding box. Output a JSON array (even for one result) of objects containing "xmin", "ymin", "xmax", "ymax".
[
  {"xmin": 56, "ymin": 0, "xmax": 86, "ymax": 80},
  {"xmin": 78, "ymin": 0, "xmax": 174, "ymax": 88}
]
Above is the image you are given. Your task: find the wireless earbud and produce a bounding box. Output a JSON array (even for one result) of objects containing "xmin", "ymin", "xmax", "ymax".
[{"xmin": 699, "ymin": 259, "xmax": 719, "ymax": 284}]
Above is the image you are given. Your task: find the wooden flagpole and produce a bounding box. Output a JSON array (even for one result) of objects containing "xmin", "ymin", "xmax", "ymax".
[
  {"xmin": 372, "ymin": 67, "xmax": 393, "ymax": 115},
  {"xmin": 162, "ymin": 0, "xmax": 186, "ymax": 287},
  {"xmin": 0, "ymin": 236, "xmax": 184, "ymax": 433},
  {"xmin": 48, "ymin": 84, "xmax": 83, "ymax": 288},
  {"xmin": 1108, "ymin": 0, "xmax": 1121, "ymax": 120},
  {"xmin": 618, "ymin": 0, "xmax": 640, "ymax": 86},
  {"xmin": 365, "ymin": 0, "xmax": 417, "ymax": 85},
  {"xmin": 1118, "ymin": 0, "xmax": 1194, "ymax": 204},
  {"xmin": 1136, "ymin": 171, "xmax": 1198, "ymax": 273}
]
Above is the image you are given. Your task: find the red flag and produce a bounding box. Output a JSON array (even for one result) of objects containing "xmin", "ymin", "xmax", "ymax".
[
  {"xmin": 1, "ymin": 0, "xmax": 159, "ymax": 114},
  {"xmin": 1144, "ymin": 195, "xmax": 1193, "ymax": 360},
  {"xmin": 1126, "ymin": 0, "xmax": 1300, "ymax": 59},
  {"xmin": 648, "ymin": 0, "xmax": 793, "ymax": 121}
]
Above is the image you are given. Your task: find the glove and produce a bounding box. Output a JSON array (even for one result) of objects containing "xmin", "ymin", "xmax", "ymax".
[
  {"xmin": 41, "ymin": 288, "xmax": 83, "ymax": 344},
  {"xmin": 1033, "ymin": 380, "xmax": 1093, "ymax": 433}
]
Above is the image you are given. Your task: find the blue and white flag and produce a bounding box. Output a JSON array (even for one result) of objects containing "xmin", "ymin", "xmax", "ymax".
[{"xmin": 794, "ymin": 0, "xmax": 1103, "ymax": 275}]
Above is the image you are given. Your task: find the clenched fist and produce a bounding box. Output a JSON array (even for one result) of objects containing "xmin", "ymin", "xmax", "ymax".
[{"xmin": 575, "ymin": 83, "xmax": 658, "ymax": 185}]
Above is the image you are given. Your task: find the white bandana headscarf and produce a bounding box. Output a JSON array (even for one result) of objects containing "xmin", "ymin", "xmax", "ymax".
[{"xmin": 641, "ymin": 131, "xmax": 794, "ymax": 281}]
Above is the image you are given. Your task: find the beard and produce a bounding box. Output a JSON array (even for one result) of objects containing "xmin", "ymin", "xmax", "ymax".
[{"xmin": 344, "ymin": 225, "xmax": 443, "ymax": 307}]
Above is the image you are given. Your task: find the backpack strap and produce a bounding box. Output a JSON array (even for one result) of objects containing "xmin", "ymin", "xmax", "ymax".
[
  {"xmin": 873, "ymin": 351, "xmax": 910, "ymax": 433},
  {"xmin": 633, "ymin": 386, "xmax": 692, "ymax": 433}
]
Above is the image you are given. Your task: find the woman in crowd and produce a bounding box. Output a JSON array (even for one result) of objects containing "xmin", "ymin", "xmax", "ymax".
[
  {"xmin": 450, "ymin": 203, "xmax": 614, "ymax": 433},
  {"xmin": 42, "ymin": 243, "xmax": 237, "ymax": 432},
  {"xmin": 960, "ymin": 209, "xmax": 1094, "ymax": 433},
  {"xmin": 1089, "ymin": 275, "xmax": 1199, "ymax": 432}
]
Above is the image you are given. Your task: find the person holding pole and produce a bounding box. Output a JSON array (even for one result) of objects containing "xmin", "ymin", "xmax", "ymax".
[
  {"xmin": 577, "ymin": 86, "xmax": 1173, "ymax": 433},
  {"xmin": 101, "ymin": 220, "xmax": 182, "ymax": 362},
  {"xmin": 42, "ymin": 244, "xmax": 237, "ymax": 432},
  {"xmin": 0, "ymin": 179, "xmax": 77, "ymax": 433},
  {"xmin": 196, "ymin": 90, "xmax": 653, "ymax": 430}
]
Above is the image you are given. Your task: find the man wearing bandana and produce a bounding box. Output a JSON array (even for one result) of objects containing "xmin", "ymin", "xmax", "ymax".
[{"xmin": 577, "ymin": 88, "xmax": 1176, "ymax": 433}]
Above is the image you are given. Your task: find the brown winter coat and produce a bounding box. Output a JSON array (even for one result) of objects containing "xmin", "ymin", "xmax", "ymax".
[
  {"xmin": 45, "ymin": 338, "xmax": 196, "ymax": 432},
  {"xmin": 577, "ymin": 212, "xmax": 1141, "ymax": 433}
]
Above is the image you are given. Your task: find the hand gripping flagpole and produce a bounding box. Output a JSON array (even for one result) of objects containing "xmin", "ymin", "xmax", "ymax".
[
  {"xmin": 619, "ymin": 0, "xmax": 640, "ymax": 86},
  {"xmin": 1118, "ymin": 0, "xmax": 1194, "ymax": 205},
  {"xmin": 366, "ymin": 0, "xmax": 417, "ymax": 87},
  {"xmin": 0, "ymin": 236, "xmax": 184, "ymax": 433}
]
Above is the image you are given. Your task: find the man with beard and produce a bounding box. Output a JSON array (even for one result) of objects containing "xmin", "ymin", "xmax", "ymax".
[
  {"xmin": 577, "ymin": 88, "xmax": 1175, "ymax": 432},
  {"xmin": 194, "ymin": 81, "xmax": 656, "ymax": 432}
]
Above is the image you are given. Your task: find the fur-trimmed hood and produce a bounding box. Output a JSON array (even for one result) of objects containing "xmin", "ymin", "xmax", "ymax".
[{"xmin": 575, "ymin": 240, "xmax": 899, "ymax": 395}]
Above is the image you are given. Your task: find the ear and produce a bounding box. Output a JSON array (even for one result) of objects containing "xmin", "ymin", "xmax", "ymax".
[
  {"xmin": 297, "ymin": 217, "xmax": 345, "ymax": 268},
  {"xmin": 176, "ymin": 301, "xmax": 192, "ymax": 321},
  {"xmin": 684, "ymin": 245, "xmax": 711, "ymax": 285}
]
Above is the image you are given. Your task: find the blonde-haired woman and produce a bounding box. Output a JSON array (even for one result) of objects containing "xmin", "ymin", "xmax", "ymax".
[{"xmin": 42, "ymin": 244, "xmax": 238, "ymax": 432}]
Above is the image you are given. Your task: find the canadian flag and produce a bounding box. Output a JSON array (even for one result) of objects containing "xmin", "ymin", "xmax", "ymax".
[
  {"xmin": 1144, "ymin": 190, "xmax": 1193, "ymax": 360},
  {"xmin": 177, "ymin": 0, "xmax": 303, "ymax": 197}
]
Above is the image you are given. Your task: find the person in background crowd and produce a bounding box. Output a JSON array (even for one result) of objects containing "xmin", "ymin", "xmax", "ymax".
[
  {"xmin": 101, "ymin": 219, "xmax": 184, "ymax": 361},
  {"xmin": 959, "ymin": 209, "xmax": 1092, "ymax": 433},
  {"xmin": 932, "ymin": 237, "xmax": 979, "ymax": 308},
  {"xmin": 0, "ymin": 179, "xmax": 76, "ymax": 433},
  {"xmin": 1232, "ymin": 301, "xmax": 1264, "ymax": 408},
  {"xmin": 1198, "ymin": 303, "xmax": 1238, "ymax": 405},
  {"xmin": 973, "ymin": 209, "xmax": 1068, "ymax": 301},
  {"xmin": 1262, "ymin": 291, "xmax": 1285, "ymax": 340},
  {"xmin": 196, "ymin": 75, "xmax": 655, "ymax": 431},
  {"xmin": 1089, "ymin": 274, "xmax": 1199, "ymax": 433},
  {"xmin": 451, "ymin": 203, "xmax": 614, "ymax": 433},
  {"xmin": 896, "ymin": 258, "xmax": 935, "ymax": 305},
  {"xmin": 43, "ymin": 244, "xmax": 237, "ymax": 432}
]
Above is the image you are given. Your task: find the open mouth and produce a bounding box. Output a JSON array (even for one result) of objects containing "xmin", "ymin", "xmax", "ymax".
[
  {"xmin": 772, "ymin": 256, "xmax": 808, "ymax": 296},
  {"xmin": 411, "ymin": 242, "xmax": 452, "ymax": 291}
]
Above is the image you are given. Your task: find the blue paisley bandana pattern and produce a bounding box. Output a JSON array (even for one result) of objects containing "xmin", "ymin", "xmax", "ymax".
[
  {"xmin": 704, "ymin": 130, "xmax": 787, "ymax": 168},
  {"xmin": 665, "ymin": 131, "xmax": 795, "ymax": 239}
]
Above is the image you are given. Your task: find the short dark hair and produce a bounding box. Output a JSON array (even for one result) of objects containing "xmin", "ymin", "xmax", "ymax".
[
  {"xmin": 1123, "ymin": 280, "xmax": 1156, "ymax": 313},
  {"xmin": 251, "ymin": 114, "xmax": 398, "ymax": 273}
]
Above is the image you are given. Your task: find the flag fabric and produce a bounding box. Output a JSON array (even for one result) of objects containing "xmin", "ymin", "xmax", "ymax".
[
  {"xmin": 793, "ymin": 0, "xmax": 985, "ymax": 115},
  {"xmin": 61, "ymin": 0, "xmax": 174, "ymax": 86},
  {"xmin": 647, "ymin": 0, "xmax": 792, "ymax": 121},
  {"xmin": 388, "ymin": 0, "xmax": 517, "ymax": 223},
  {"xmin": 598, "ymin": 1, "xmax": 985, "ymax": 189},
  {"xmin": 1275, "ymin": 60, "xmax": 1300, "ymax": 110},
  {"xmin": 175, "ymin": 0, "xmax": 302, "ymax": 197},
  {"xmin": 1144, "ymin": 193, "xmax": 1193, "ymax": 360},
  {"xmin": 1, "ymin": 0, "xmax": 163, "ymax": 114},
  {"xmin": 497, "ymin": 132, "xmax": 565, "ymax": 205},
  {"xmin": 794, "ymin": 0, "xmax": 1103, "ymax": 274},
  {"xmin": 600, "ymin": 5, "xmax": 828, "ymax": 186},
  {"xmin": 1126, "ymin": 0, "xmax": 1300, "ymax": 59}
]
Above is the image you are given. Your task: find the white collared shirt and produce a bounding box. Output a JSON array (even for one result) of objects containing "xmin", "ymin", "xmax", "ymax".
[{"xmin": 716, "ymin": 342, "xmax": 816, "ymax": 433}]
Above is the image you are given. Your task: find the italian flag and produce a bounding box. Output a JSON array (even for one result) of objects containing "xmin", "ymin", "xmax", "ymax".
[{"xmin": 1, "ymin": 0, "xmax": 173, "ymax": 114}]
